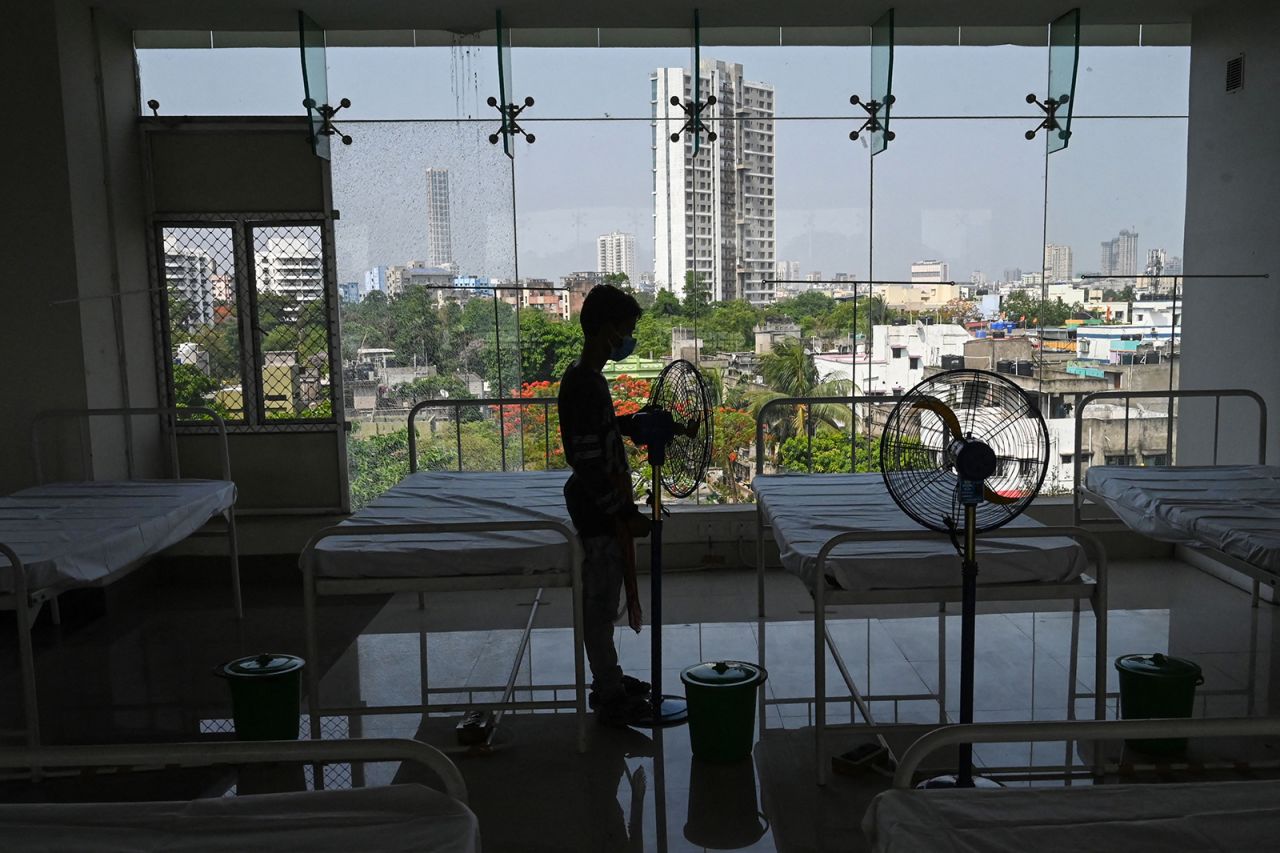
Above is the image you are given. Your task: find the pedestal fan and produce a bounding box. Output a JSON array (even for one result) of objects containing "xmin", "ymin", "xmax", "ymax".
[
  {"xmin": 629, "ymin": 359, "xmax": 714, "ymax": 727},
  {"xmin": 880, "ymin": 368, "xmax": 1049, "ymax": 787}
]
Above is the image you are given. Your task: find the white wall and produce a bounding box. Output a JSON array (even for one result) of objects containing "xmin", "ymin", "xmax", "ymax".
[{"xmin": 1179, "ymin": 1, "xmax": 1280, "ymax": 464}]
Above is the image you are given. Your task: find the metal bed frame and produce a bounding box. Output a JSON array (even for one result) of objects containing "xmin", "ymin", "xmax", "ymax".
[
  {"xmin": 1072, "ymin": 387, "xmax": 1273, "ymax": 604},
  {"xmin": 752, "ymin": 396, "xmax": 1109, "ymax": 785},
  {"xmin": 892, "ymin": 714, "xmax": 1280, "ymax": 789},
  {"xmin": 301, "ymin": 401, "xmax": 587, "ymax": 754},
  {"xmin": 2, "ymin": 407, "xmax": 240, "ymax": 750}
]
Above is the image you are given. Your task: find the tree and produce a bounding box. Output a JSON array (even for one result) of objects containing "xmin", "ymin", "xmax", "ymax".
[
  {"xmin": 519, "ymin": 309, "xmax": 582, "ymax": 383},
  {"xmin": 634, "ymin": 312, "xmax": 675, "ymax": 359},
  {"xmin": 779, "ymin": 428, "xmax": 876, "ymax": 474},
  {"xmin": 603, "ymin": 272, "xmax": 630, "ymax": 288},
  {"xmin": 710, "ymin": 406, "xmax": 755, "ymax": 500},
  {"xmin": 682, "ymin": 271, "xmax": 712, "ymax": 315},
  {"xmin": 1002, "ymin": 291, "xmax": 1076, "ymax": 327},
  {"xmin": 390, "ymin": 286, "xmax": 442, "ymax": 368},
  {"xmin": 172, "ymin": 363, "xmax": 217, "ymax": 408},
  {"xmin": 751, "ymin": 339, "xmax": 852, "ymax": 454},
  {"xmin": 652, "ymin": 288, "xmax": 682, "ymax": 317}
]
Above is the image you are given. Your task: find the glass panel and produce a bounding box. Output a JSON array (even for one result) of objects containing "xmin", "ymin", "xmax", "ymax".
[
  {"xmin": 889, "ymin": 46, "xmax": 1044, "ymax": 118},
  {"xmin": 870, "ymin": 8, "xmax": 895, "ymax": 155},
  {"xmin": 691, "ymin": 11, "xmax": 703, "ymax": 157},
  {"xmin": 1047, "ymin": 8, "xmax": 1080, "ymax": 154},
  {"xmin": 1043, "ymin": 117, "xmax": 1187, "ymax": 490},
  {"xmin": 160, "ymin": 225, "xmax": 244, "ymax": 422},
  {"xmin": 137, "ymin": 47, "xmax": 301, "ymax": 115},
  {"xmin": 298, "ymin": 12, "xmax": 330, "ymax": 159},
  {"xmin": 331, "ymin": 122, "xmax": 519, "ymax": 501},
  {"xmin": 249, "ymin": 224, "xmax": 333, "ymax": 420},
  {"xmin": 325, "ymin": 40, "xmax": 500, "ymax": 120},
  {"xmin": 1071, "ymin": 46, "xmax": 1190, "ymax": 116}
]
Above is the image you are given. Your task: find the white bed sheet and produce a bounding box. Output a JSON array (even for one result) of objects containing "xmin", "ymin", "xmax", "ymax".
[
  {"xmin": 754, "ymin": 474, "xmax": 1085, "ymax": 593},
  {"xmin": 0, "ymin": 783, "xmax": 479, "ymax": 853},
  {"xmin": 1085, "ymin": 465, "xmax": 1280, "ymax": 574},
  {"xmin": 311, "ymin": 470, "xmax": 575, "ymax": 580},
  {"xmin": 864, "ymin": 779, "xmax": 1280, "ymax": 853},
  {"xmin": 0, "ymin": 480, "xmax": 236, "ymax": 594}
]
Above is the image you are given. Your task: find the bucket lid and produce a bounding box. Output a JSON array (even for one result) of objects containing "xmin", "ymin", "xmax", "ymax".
[
  {"xmin": 681, "ymin": 661, "xmax": 766, "ymax": 687},
  {"xmin": 1114, "ymin": 653, "xmax": 1201, "ymax": 678},
  {"xmin": 219, "ymin": 653, "xmax": 305, "ymax": 677}
]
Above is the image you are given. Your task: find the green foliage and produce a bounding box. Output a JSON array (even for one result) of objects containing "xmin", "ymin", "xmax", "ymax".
[
  {"xmin": 172, "ymin": 363, "xmax": 217, "ymax": 408},
  {"xmin": 1003, "ymin": 291, "xmax": 1080, "ymax": 327},
  {"xmin": 779, "ymin": 428, "xmax": 877, "ymax": 474},
  {"xmin": 682, "ymin": 271, "xmax": 713, "ymax": 315},
  {"xmin": 519, "ymin": 309, "xmax": 583, "ymax": 383},
  {"xmin": 651, "ymin": 289, "xmax": 682, "ymax": 317}
]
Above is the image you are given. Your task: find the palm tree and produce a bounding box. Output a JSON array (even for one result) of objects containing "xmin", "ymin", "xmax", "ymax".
[{"xmin": 750, "ymin": 339, "xmax": 852, "ymax": 459}]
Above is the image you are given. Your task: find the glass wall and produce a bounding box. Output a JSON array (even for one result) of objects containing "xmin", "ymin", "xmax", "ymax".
[{"xmin": 136, "ymin": 31, "xmax": 1189, "ymax": 505}]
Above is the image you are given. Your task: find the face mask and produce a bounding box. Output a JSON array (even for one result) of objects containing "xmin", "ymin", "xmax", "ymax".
[{"xmin": 609, "ymin": 334, "xmax": 637, "ymax": 361}]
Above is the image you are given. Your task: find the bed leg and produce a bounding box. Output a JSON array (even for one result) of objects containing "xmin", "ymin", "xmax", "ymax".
[
  {"xmin": 49, "ymin": 596, "xmax": 61, "ymax": 627},
  {"xmin": 226, "ymin": 509, "xmax": 243, "ymax": 621},
  {"xmin": 303, "ymin": 564, "xmax": 323, "ymax": 745},
  {"xmin": 16, "ymin": 600, "xmax": 40, "ymax": 751},
  {"xmin": 1067, "ymin": 601, "xmax": 1081, "ymax": 719},
  {"xmin": 756, "ymin": 506, "xmax": 766, "ymax": 618},
  {"xmin": 814, "ymin": 575, "xmax": 827, "ymax": 786},
  {"xmin": 937, "ymin": 606, "xmax": 947, "ymax": 725}
]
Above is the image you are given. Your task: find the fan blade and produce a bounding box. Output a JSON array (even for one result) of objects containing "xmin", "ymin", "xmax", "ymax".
[
  {"xmin": 911, "ymin": 396, "xmax": 963, "ymax": 440},
  {"xmin": 983, "ymin": 486, "xmax": 1021, "ymax": 505}
]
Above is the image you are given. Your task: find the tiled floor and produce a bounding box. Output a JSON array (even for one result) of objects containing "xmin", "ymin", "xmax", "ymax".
[{"xmin": 2, "ymin": 555, "xmax": 1279, "ymax": 851}]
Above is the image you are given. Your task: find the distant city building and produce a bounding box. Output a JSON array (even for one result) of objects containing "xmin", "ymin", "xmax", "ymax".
[
  {"xmin": 1021, "ymin": 271, "xmax": 1044, "ymax": 287},
  {"xmin": 338, "ymin": 282, "xmax": 360, "ymax": 303},
  {"xmin": 774, "ymin": 260, "xmax": 801, "ymax": 283},
  {"xmin": 1044, "ymin": 243, "xmax": 1073, "ymax": 282},
  {"xmin": 911, "ymin": 259, "xmax": 950, "ymax": 284},
  {"xmin": 969, "ymin": 270, "xmax": 988, "ymax": 287},
  {"xmin": 596, "ymin": 231, "xmax": 636, "ymax": 281},
  {"xmin": 209, "ymin": 273, "xmax": 234, "ymax": 304},
  {"xmin": 1002, "ymin": 267, "xmax": 1023, "ymax": 284},
  {"xmin": 256, "ymin": 234, "xmax": 324, "ymax": 316},
  {"xmin": 562, "ymin": 271, "xmax": 605, "ymax": 316},
  {"xmin": 1166, "ymin": 255, "xmax": 1183, "ymax": 275},
  {"xmin": 636, "ymin": 271, "xmax": 656, "ymax": 293},
  {"xmin": 805, "ymin": 271, "xmax": 824, "ymax": 282},
  {"xmin": 1100, "ymin": 228, "xmax": 1139, "ymax": 277},
  {"xmin": 425, "ymin": 168, "xmax": 454, "ymax": 268},
  {"xmin": 1145, "ymin": 248, "xmax": 1168, "ymax": 277},
  {"xmin": 653, "ymin": 58, "xmax": 776, "ymax": 306},
  {"xmin": 163, "ymin": 242, "xmax": 216, "ymax": 331},
  {"xmin": 362, "ymin": 266, "xmax": 388, "ymax": 299}
]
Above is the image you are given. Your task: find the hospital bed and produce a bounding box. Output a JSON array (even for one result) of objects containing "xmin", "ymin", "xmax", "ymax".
[
  {"xmin": 301, "ymin": 399, "xmax": 586, "ymax": 752},
  {"xmin": 0, "ymin": 737, "xmax": 477, "ymax": 852},
  {"xmin": 1073, "ymin": 388, "xmax": 1276, "ymax": 604},
  {"xmin": 1, "ymin": 407, "xmax": 240, "ymax": 749},
  {"xmin": 752, "ymin": 397, "xmax": 1109, "ymax": 784},
  {"xmin": 865, "ymin": 715, "xmax": 1280, "ymax": 852}
]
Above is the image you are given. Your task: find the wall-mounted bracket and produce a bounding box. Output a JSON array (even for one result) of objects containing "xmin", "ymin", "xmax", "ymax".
[
  {"xmin": 303, "ymin": 97, "xmax": 353, "ymax": 146},
  {"xmin": 669, "ymin": 95, "xmax": 718, "ymax": 143},
  {"xmin": 488, "ymin": 96, "xmax": 536, "ymax": 145},
  {"xmin": 1024, "ymin": 93, "xmax": 1070, "ymax": 142},
  {"xmin": 849, "ymin": 94, "xmax": 896, "ymax": 142}
]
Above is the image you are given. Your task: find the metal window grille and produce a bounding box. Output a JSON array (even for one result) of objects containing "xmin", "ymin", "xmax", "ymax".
[
  {"xmin": 160, "ymin": 226, "xmax": 245, "ymax": 422},
  {"xmin": 249, "ymin": 224, "xmax": 333, "ymax": 422},
  {"xmin": 154, "ymin": 216, "xmax": 340, "ymax": 431}
]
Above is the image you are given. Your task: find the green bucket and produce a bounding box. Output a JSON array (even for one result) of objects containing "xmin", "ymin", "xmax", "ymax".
[
  {"xmin": 216, "ymin": 653, "xmax": 305, "ymax": 741},
  {"xmin": 680, "ymin": 661, "xmax": 768, "ymax": 763},
  {"xmin": 1115, "ymin": 653, "xmax": 1204, "ymax": 755}
]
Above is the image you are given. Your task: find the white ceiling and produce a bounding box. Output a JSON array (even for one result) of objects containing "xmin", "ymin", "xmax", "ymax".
[{"xmin": 96, "ymin": 0, "xmax": 1220, "ymax": 33}]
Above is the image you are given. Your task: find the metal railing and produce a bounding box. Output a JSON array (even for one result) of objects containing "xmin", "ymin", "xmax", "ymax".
[
  {"xmin": 407, "ymin": 396, "xmax": 560, "ymax": 473},
  {"xmin": 754, "ymin": 394, "xmax": 900, "ymax": 475}
]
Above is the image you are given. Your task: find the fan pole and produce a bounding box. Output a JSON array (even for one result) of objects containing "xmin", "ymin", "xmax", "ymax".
[
  {"xmin": 642, "ymin": 460, "xmax": 688, "ymax": 727},
  {"xmin": 959, "ymin": 503, "xmax": 978, "ymax": 787}
]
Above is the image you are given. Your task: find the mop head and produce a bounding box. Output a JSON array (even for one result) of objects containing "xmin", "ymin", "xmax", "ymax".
[{"xmin": 832, "ymin": 740, "xmax": 897, "ymax": 778}]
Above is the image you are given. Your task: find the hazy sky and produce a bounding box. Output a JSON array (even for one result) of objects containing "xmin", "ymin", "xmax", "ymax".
[{"xmin": 138, "ymin": 41, "xmax": 1189, "ymax": 288}]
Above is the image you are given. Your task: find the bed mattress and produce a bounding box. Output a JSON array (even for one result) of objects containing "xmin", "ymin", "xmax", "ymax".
[
  {"xmin": 864, "ymin": 779, "xmax": 1280, "ymax": 853},
  {"xmin": 754, "ymin": 473, "xmax": 1085, "ymax": 593},
  {"xmin": 1085, "ymin": 465, "xmax": 1280, "ymax": 575},
  {"xmin": 0, "ymin": 480, "xmax": 236, "ymax": 594},
  {"xmin": 310, "ymin": 470, "xmax": 576, "ymax": 580},
  {"xmin": 0, "ymin": 783, "xmax": 479, "ymax": 853}
]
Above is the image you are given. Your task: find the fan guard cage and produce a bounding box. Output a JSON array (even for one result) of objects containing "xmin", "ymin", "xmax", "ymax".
[
  {"xmin": 879, "ymin": 369, "xmax": 1048, "ymax": 534},
  {"xmin": 649, "ymin": 359, "xmax": 714, "ymax": 498}
]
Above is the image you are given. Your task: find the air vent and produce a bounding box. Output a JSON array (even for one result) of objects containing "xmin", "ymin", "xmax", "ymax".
[{"xmin": 1226, "ymin": 54, "xmax": 1245, "ymax": 93}]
